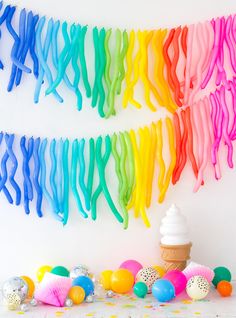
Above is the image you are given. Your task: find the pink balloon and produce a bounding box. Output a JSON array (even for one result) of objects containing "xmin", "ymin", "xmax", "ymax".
[
  {"xmin": 119, "ymin": 260, "xmax": 143, "ymax": 278},
  {"xmin": 164, "ymin": 270, "xmax": 187, "ymax": 295}
]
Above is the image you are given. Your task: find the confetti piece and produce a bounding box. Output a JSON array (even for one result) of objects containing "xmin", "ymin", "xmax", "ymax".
[
  {"xmin": 172, "ymin": 310, "xmax": 181, "ymax": 314},
  {"xmin": 17, "ymin": 312, "xmax": 25, "ymax": 315},
  {"xmin": 181, "ymin": 299, "xmax": 193, "ymax": 304},
  {"xmin": 105, "ymin": 302, "xmax": 116, "ymax": 306},
  {"xmin": 194, "ymin": 312, "xmax": 201, "ymax": 315},
  {"xmin": 122, "ymin": 304, "xmax": 136, "ymax": 308},
  {"xmin": 85, "ymin": 313, "xmax": 96, "ymax": 317},
  {"xmin": 110, "ymin": 315, "xmax": 118, "ymax": 318},
  {"xmin": 55, "ymin": 312, "xmax": 64, "ymax": 316}
]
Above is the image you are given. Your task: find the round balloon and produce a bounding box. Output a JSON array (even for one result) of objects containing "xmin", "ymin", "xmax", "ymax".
[
  {"xmin": 212, "ymin": 267, "xmax": 231, "ymax": 287},
  {"xmin": 51, "ymin": 266, "xmax": 70, "ymax": 277},
  {"xmin": 152, "ymin": 265, "xmax": 166, "ymax": 277},
  {"xmin": 217, "ymin": 281, "xmax": 233, "ymax": 297},
  {"xmin": 164, "ymin": 270, "xmax": 187, "ymax": 295},
  {"xmin": 136, "ymin": 267, "xmax": 160, "ymax": 293},
  {"xmin": 20, "ymin": 276, "xmax": 35, "ymax": 298},
  {"xmin": 152, "ymin": 279, "xmax": 175, "ymax": 302},
  {"xmin": 70, "ymin": 265, "xmax": 89, "ymax": 279},
  {"xmin": 100, "ymin": 270, "xmax": 113, "ymax": 290},
  {"xmin": 68, "ymin": 286, "xmax": 85, "ymax": 304},
  {"xmin": 119, "ymin": 260, "xmax": 143, "ymax": 278},
  {"xmin": 186, "ymin": 276, "xmax": 210, "ymax": 300},
  {"xmin": 36, "ymin": 265, "xmax": 52, "ymax": 282},
  {"xmin": 111, "ymin": 269, "xmax": 134, "ymax": 294},
  {"xmin": 72, "ymin": 276, "xmax": 94, "ymax": 297},
  {"xmin": 133, "ymin": 282, "xmax": 148, "ymax": 298},
  {"xmin": 2, "ymin": 277, "xmax": 28, "ymax": 303}
]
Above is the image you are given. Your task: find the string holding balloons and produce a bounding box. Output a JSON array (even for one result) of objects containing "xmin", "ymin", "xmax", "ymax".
[{"xmin": 0, "ymin": 2, "xmax": 236, "ymax": 117}]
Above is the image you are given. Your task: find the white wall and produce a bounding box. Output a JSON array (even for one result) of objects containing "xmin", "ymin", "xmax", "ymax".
[{"xmin": 0, "ymin": 0, "xmax": 236, "ymax": 283}]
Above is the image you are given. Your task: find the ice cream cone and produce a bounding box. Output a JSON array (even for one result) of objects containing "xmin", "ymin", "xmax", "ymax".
[{"xmin": 160, "ymin": 242, "xmax": 192, "ymax": 272}]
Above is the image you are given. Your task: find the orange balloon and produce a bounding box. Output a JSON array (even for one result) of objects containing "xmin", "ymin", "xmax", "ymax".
[
  {"xmin": 21, "ymin": 276, "xmax": 35, "ymax": 298},
  {"xmin": 68, "ymin": 286, "xmax": 85, "ymax": 304},
  {"xmin": 217, "ymin": 281, "xmax": 233, "ymax": 297},
  {"xmin": 111, "ymin": 269, "xmax": 134, "ymax": 294}
]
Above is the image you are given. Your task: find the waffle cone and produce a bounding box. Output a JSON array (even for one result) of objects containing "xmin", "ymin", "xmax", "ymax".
[{"xmin": 160, "ymin": 243, "xmax": 192, "ymax": 272}]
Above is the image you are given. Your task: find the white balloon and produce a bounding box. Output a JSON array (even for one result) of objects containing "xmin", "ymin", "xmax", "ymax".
[{"xmin": 186, "ymin": 275, "xmax": 210, "ymax": 300}]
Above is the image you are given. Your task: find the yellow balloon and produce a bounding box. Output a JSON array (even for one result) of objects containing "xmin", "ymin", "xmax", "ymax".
[
  {"xmin": 152, "ymin": 265, "xmax": 166, "ymax": 277},
  {"xmin": 111, "ymin": 269, "xmax": 134, "ymax": 294},
  {"xmin": 36, "ymin": 265, "xmax": 52, "ymax": 282},
  {"xmin": 100, "ymin": 270, "xmax": 113, "ymax": 290},
  {"xmin": 21, "ymin": 276, "xmax": 35, "ymax": 298},
  {"xmin": 68, "ymin": 286, "xmax": 85, "ymax": 305}
]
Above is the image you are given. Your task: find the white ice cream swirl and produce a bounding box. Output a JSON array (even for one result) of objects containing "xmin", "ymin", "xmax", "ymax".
[{"xmin": 160, "ymin": 204, "xmax": 190, "ymax": 245}]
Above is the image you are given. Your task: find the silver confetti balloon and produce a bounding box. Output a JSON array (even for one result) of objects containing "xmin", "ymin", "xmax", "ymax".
[
  {"xmin": 30, "ymin": 298, "xmax": 38, "ymax": 307},
  {"xmin": 70, "ymin": 265, "xmax": 89, "ymax": 279},
  {"xmin": 2, "ymin": 277, "xmax": 28, "ymax": 303},
  {"xmin": 86, "ymin": 295, "xmax": 94, "ymax": 303},
  {"xmin": 65, "ymin": 298, "xmax": 73, "ymax": 307},
  {"xmin": 20, "ymin": 304, "xmax": 29, "ymax": 312},
  {"xmin": 106, "ymin": 290, "xmax": 115, "ymax": 298}
]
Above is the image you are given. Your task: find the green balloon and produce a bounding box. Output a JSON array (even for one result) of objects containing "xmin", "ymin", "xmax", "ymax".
[
  {"xmin": 51, "ymin": 266, "xmax": 70, "ymax": 277},
  {"xmin": 212, "ymin": 267, "xmax": 231, "ymax": 287},
  {"xmin": 133, "ymin": 282, "xmax": 148, "ymax": 298}
]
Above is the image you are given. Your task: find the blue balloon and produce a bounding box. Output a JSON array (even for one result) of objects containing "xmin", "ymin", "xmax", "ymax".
[
  {"xmin": 72, "ymin": 276, "xmax": 94, "ymax": 297},
  {"xmin": 152, "ymin": 279, "xmax": 175, "ymax": 302}
]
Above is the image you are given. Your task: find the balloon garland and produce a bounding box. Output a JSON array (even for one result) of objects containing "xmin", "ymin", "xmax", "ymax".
[
  {"xmin": 0, "ymin": 2, "xmax": 235, "ymax": 117},
  {"xmin": 1, "ymin": 81, "xmax": 236, "ymax": 228},
  {"xmin": 0, "ymin": 2, "xmax": 236, "ymax": 227}
]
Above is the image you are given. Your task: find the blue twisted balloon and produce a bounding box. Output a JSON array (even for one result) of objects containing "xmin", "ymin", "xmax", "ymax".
[
  {"xmin": 35, "ymin": 17, "xmax": 63, "ymax": 103},
  {"xmin": 33, "ymin": 137, "xmax": 43, "ymax": 217},
  {"xmin": 78, "ymin": 138, "xmax": 90, "ymax": 210},
  {"xmin": 0, "ymin": 132, "xmax": 13, "ymax": 204},
  {"xmin": 6, "ymin": 6, "xmax": 31, "ymax": 91},
  {"xmin": 20, "ymin": 136, "xmax": 34, "ymax": 214},
  {"xmin": 49, "ymin": 139, "xmax": 60, "ymax": 213},
  {"xmin": 39, "ymin": 139, "xmax": 62, "ymax": 221},
  {"xmin": 5, "ymin": 134, "xmax": 21, "ymax": 205},
  {"xmin": 29, "ymin": 14, "xmax": 39, "ymax": 78},
  {"xmin": 62, "ymin": 139, "xmax": 69, "ymax": 225},
  {"xmin": 71, "ymin": 139, "xmax": 88, "ymax": 218}
]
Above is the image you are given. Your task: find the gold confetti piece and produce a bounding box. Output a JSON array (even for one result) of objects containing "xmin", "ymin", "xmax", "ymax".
[
  {"xmin": 64, "ymin": 307, "xmax": 72, "ymax": 311},
  {"xmin": 110, "ymin": 315, "xmax": 117, "ymax": 318},
  {"xmin": 144, "ymin": 305, "xmax": 153, "ymax": 308},
  {"xmin": 17, "ymin": 312, "xmax": 24, "ymax": 315},
  {"xmin": 181, "ymin": 299, "xmax": 192, "ymax": 304},
  {"xmin": 172, "ymin": 310, "xmax": 181, "ymax": 314},
  {"xmin": 143, "ymin": 315, "xmax": 150, "ymax": 318},
  {"xmin": 55, "ymin": 312, "xmax": 64, "ymax": 316},
  {"xmin": 85, "ymin": 313, "xmax": 96, "ymax": 317},
  {"xmin": 105, "ymin": 302, "xmax": 116, "ymax": 306},
  {"xmin": 194, "ymin": 312, "xmax": 201, "ymax": 315},
  {"xmin": 122, "ymin": 304, "xmax": 136, "ymax": 308}
]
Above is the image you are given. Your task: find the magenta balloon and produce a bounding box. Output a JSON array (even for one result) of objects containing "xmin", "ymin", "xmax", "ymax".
[
  {"xmin": 119, "ymin": 260, "xmax": 143, "ymax": 278},
  {"xmin": 163, "ymin": 270, "xmax": 187, "ymax": 295}
]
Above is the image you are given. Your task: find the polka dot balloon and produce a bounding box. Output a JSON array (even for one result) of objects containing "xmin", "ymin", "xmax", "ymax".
[
  {"xmin": 186, "ymin": 275, "xmax": 210, "ymax": 300},
  {"xmin": 136, "ymin": 267, "xmax": 160, "ymax": 293}
]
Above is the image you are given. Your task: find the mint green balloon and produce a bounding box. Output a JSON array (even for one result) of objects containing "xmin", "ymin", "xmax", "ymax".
[
  {"xmin": 133, "ymin": 282, "xmax": 148, "ymax": 298},
  {"xmin": 51, "ymin": 266, "xmax": 70, "ymax": 277}
]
